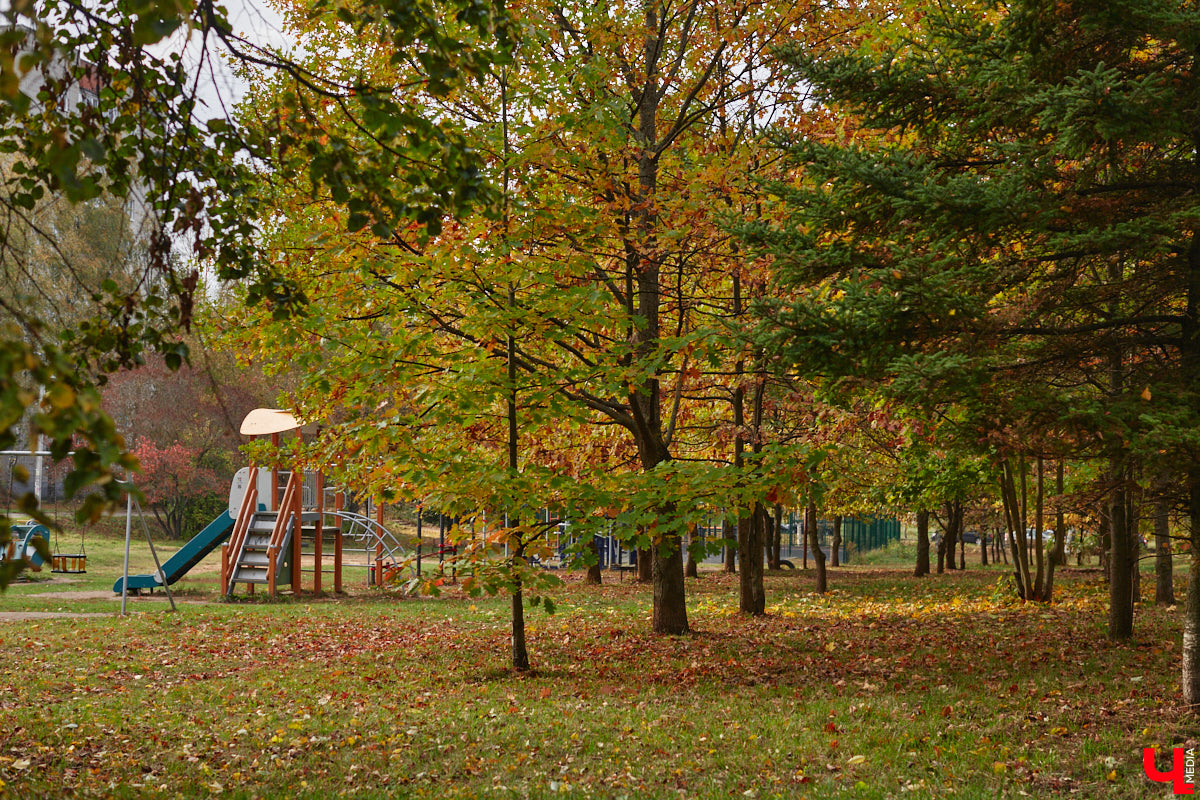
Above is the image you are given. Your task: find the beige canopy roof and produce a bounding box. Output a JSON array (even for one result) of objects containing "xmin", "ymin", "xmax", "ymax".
[{"xmin": 239, "ymin": 408, "xmax": 303, "ymax": 436}]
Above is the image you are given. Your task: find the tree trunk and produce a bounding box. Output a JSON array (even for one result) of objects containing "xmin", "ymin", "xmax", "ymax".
[
  {"xmin": 623, "ymin": 3, "xmax": 687, "ymax": 636},
  {"xmin": 684, "ymin": 527, "xmax": 699, "ymax": 578},
  {"xmin": 1155, "ymin": 494, "xmax": 1175, "ymax": 605},
  {"xmin": 730, "ymin": 266, "xmax": 761, "ymax": 611},
  {"xmin": 1109, "ymin": 466, "xmax": 1134, "ymax": 641},
  {"xmin": 1001, "ymin": 461, "xmax": 1028, "ymax": 600},
  {"xmin": 1130, "ymin": 480, "xmax": 1142, "ymax": 606},
  {"xmin": 511, "ymin": 582, "xmax": 529, "ymax": 671},
  {"xmin": 1131, "ymin": 527, "xmax": 1142, "ymax": 607},
  {"xmin": 722, "ymin": 516, "xmax": 735, "ymax": 573},
  {"xmin": 914, "ymin": 510, "xmax": 930, "ymax": 577},
  {"xmin": 831, "ymin": 514, "xmax": 842, "ymax": 568},
  {"xmin": 808, "ymin": 501, "xmax": 826, "ymax": 594},
  {"xmin": 1099, "ymin": 503, "xmax": 1111, "ymax": 578},
  {"xmin": 739, "ymin": 507, "xmax": 765, "ymax": 615},
  {"xmin": 1103, "ymin": 250, "xmax": 1134, "ymax": 638},
  {"xmin": 1184, "ymin": 467, "xmax": 1200, "ymax": 709},
  {"xmin": 942, "ymin": 503, "xmax": 957, "ymax": 571},
  {"xmin": 636, "ymin": 546, "xmax": 652, "ymax": 583},
  {"xmin": 1050, "ymin": 462, "xmax": 1065, "ymax": 567},
  {"xmin": 1019, "ymin": 457, "xmax": 1032, "ymax": 579},
  {"xmin": 1012, "ymin": 460, "xmax": 1034, "ymax": 598},
  {"xmin": 502, "ymin": 148, "xmax": 530, "ymax": 669},
  {"xmin": 1182, "ymin": 196, "xmax": 1200, "ymax": 711},
  {"xmin": 1043, "ymin": 462, "xmax": 1066, "ymax": 603},
  {"xmin": 936, "ymin": 536, "xmax": 946, "ymax": 574},
  {"xmin": 652, "ymin": 528, "xmax": 689, "ymax": 634},
  {"xmin": 585, "ymin": 535, "xmax": 602, "ymax": 585},
  {"xmin": 1034, "ymin": 455, "xmax": 1045, "ymax": 598}
]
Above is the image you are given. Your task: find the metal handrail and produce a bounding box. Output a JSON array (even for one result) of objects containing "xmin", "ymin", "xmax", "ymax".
[{"xmin": 321, "ymin": 509, "xmax": 409, "ymax": 569}]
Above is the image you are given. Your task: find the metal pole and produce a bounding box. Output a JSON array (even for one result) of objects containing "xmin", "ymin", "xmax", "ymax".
[
  {"xmin": 120, "ymin": 492, "xmax": 132, "ymax": 616},
  {"xmin": 32, "ymin": 388, "xmax": 45, "ymax": 507},
  {"xmin": 134, "ymin": 496, "xmax": 176, "ymax": 612}
]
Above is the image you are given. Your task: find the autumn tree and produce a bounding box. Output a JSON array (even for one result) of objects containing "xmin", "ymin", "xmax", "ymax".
[
  {"xmin": 225, "ymin": 0, "xmax": 867, "ymax": 635},
  {"xmin": 0, "ymin": 0, "xmax": 509, "ymax": 587}
]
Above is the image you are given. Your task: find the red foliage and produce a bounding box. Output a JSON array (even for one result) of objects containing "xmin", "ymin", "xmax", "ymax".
[
  {"xmin": 130, "ymin": 438, "xmax": 223, "ymax": 507},
  {"xmin": 103, "ymin": 355, "xmax": 271, "ymax": 537}
]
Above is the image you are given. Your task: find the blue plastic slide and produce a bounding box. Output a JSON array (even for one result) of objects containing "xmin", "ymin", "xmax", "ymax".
[{"xmin": 112, "ymin": 510, "xmax": 235, "ymax": 593}]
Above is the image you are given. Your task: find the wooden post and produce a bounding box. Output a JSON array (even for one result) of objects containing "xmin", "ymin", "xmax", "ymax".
[
  {"xmin": 292, "ymin": 473, "xmax": 302, "ymax": 596},
  {"xmin": 334, "ymin": 491, "xmax": 344, "ymax": 593},
  {"xmin": 314, "ymin": 472, "xmax": 324, "ymax": 593},
  {"xmin": 270, "ymin": 432, "xmax": 280, "ymax": 511},
  {"xmin": 220, "ymin": 544, "xmax": 229, "ymax": 595}
]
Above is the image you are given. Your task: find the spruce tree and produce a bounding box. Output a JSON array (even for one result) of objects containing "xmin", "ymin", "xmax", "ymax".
[{"xmin": 756, "ymin": 0, "xmax": 1200, "ymax": 709}]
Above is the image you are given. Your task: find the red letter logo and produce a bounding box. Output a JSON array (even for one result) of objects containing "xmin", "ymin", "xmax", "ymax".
[{"xmin": 1144, "ymin": 748, "xmax": 1196, "ymax": 795}]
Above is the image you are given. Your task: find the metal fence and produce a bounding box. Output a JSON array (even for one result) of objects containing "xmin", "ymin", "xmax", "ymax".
[{"xmin": 535, "ymin": 510, "xmax": 901, "ymax": 569}]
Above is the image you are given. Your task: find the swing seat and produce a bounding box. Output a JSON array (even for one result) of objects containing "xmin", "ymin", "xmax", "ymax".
[{"xmin": 51, "ymin": 554, "xmax": 87, "ymax": 574}]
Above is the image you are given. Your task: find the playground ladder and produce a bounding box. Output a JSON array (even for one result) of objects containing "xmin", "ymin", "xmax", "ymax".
[{"xmin": 226, "ymin": 511, "xmax": 295, "ymax": 591}]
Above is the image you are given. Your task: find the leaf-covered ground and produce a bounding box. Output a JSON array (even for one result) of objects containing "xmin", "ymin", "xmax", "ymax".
[{"xmin": 0, "ymin": 560, "xmax": 1191, "ymax": 799}]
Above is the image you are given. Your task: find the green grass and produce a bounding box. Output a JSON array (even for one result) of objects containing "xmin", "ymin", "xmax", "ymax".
[{"xmin": 0, "ymin": 524, "xmax": 1192, "ymax": 799}]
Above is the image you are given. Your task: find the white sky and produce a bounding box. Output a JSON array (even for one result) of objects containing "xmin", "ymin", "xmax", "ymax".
[{"xmin": 175, "ymin": 0, "xmax": 293, "ymax": 115}]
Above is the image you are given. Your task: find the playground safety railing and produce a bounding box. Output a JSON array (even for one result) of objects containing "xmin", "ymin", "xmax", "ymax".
[
  {"xmin": 222, "ymin": 476, "xmax": 259, "ymax": 594},
  {"xmin": 324, "ymin": 509, "xmax": 410, "ymax": 582},
  {"xmin": 267, "ymin": 470, "xmax": 303, "ymax": 595}
]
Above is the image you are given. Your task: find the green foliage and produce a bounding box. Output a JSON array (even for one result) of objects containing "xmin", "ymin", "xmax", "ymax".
[
  {"xmin": 0, "ymin": 334, "xmax": 138, "ymax": 588},
  {"xmin": 757, "ymin": 0, "xmax": 1200, "ymax": 473}
]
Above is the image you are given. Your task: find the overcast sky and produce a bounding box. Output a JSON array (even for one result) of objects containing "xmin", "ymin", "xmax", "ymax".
[{"xmin": 179, "ymin": 0, "xmax": 292, "ymax": 114}]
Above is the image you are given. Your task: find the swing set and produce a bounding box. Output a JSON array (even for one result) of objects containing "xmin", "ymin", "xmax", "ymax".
[{"xmin": 2, "ymin": 450, "xmax": 88, "ymax": 576}]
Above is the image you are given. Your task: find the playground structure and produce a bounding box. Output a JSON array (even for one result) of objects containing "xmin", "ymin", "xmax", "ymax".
[
  {"xmin": 3, "ymin": 520, "xmax": 51, "ymax": 570},
  {"xmin": 114, "ymin": 408, "xmax": 410, "ymax": 598}
]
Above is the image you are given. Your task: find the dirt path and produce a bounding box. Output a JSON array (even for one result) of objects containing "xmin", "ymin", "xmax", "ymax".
[
  {"xmin": 17, "ymin": 589, "xmax": 119, "ymax": 601},
  {"xmin": 0, "ymin": 591, "xmax": 207, "ymax": 620},
  {"xmin": 0, "ymin": 610, "xmax": 113, "ymax": 621}
]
